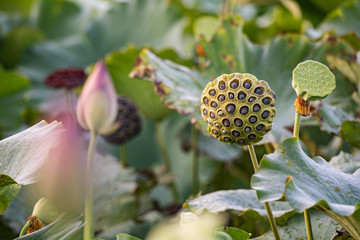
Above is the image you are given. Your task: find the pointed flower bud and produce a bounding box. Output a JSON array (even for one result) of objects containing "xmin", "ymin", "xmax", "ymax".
[
  {"xmin": 76, "ymin": 60, "xmax": 118, "ymax": 134},
  {"xmin": 31, "ymin": 197, "xmax": 60, "ymax": 225}
]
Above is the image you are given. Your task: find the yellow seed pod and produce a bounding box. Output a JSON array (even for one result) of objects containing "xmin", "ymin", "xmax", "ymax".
[{"xmin": 201, "ymin": 73, "xmax": 276, "ymax": 146}]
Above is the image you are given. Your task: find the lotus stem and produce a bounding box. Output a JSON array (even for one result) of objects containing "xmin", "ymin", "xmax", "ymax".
[
  {"xmin": 155, "ymin": 122, "xmax": 179, "ymax": 203},
  {"xmin": 121, "ymin": 144, "xmax": 127, "ymax": 167},
  {"xmin": 191, "ymin": 125, "xmax": 199, "ymax": 194},
  {"xmin": 19, "ymin": 221, "xmax": 31, "ymax": 237},
  {"xmin": 293, "ymin": 111, "xmax": 313, "ymax": 240},
  {"xmin": 248, "ymin": 144, "xmax": 281, "ymax": 240},
  {"xmin": 84, "ymin": 131, "xmax": 97, "ymax": 240}
]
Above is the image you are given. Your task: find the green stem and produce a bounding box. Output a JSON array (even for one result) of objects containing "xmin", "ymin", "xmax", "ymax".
[
  {"xmin": 248, "ymin": 145, "xmax": 281, "ymax": 240},
  {"xmin": 293, "ymin": 111, "xmax": 301, "ymax": 138},
  {"xmin": 304, "ymin": 209, "xmax": 314, "ymax": 240},
  {"xmin": 120, "ymin": 144, "xmax": 127, "ymax": 166},
  {"xmin": 155, "ymin": 123, "xmax": 179, "ymax": 203},
  {"xmin": 84, "ymin": 131, "xmax": 97, "ymax": 240},
  {"xmin": 191, "ymin": 125, "xmax": 199, "ymax": 194},
  {"xmin": 19, "ymin": 221, "xmax": 31, "ymax": 237},
  {"xmin": 293, "ymin": 111, "xmax": 313, "ymax": 240}
]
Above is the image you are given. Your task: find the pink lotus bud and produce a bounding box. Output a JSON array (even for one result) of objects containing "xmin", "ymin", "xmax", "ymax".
[{"xmin": 76, "ymin": 60, "xmax": 118, "ymax": 134}]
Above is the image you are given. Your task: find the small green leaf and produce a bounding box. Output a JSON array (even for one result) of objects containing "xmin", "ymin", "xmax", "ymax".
[
  {"xmin": 116, "ymin": 233, "xmax": 141, "ymax": 240},
  {"xmin": 0, "ymin": 174, "xmax": 21, "ymax": 214},
  {"xmin": 218, "ymin": 226, "xmax": 251, "ymax": 240},
  {"xmin": 340, "ymin": 121, "xmax": 360, "ymax": 148},
  {"xmin": 252, "ymin": 137, "xmax": 360, "ymax": 238},
  {"xmin": 187, "ymin": 189, "xmax": 295, "ymax": 225}
]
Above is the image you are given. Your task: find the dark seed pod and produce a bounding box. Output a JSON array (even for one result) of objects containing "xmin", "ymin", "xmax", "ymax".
[
  {"xmin": 102, "ymin": 97, "xmax": 142, "ymax": 145},
  {"xmin": 200, "ymin": 73, "xmax": 276, "ymax": 146},
  {"xmin": 45, "ymin": 68, "xmax": 86, "ymax": 89}
]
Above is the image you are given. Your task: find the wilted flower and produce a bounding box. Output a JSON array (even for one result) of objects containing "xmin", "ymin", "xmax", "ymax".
[
  {"xmin": 45, "ymin": 68, "xmax": 86, "ymax": 89},
  {"xmin": 76, "ymin": 60, "xmax": 118, "ymax": 134}
]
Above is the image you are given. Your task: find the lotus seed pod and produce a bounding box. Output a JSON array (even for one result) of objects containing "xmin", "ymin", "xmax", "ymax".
[
  {"xmin": 45, "ymin": 68, "xmax": 86, "ymax": 89},
  {"xmin": 201, "ymin": 73, "xmax": 276, "ymax": 146},
  {"xmin": 292, "ymin": 60, "xmax": 335, "ymax": 101},
  {"xmin": 103, "ymin": 97, "xmax": 141, "ymax": 145}
]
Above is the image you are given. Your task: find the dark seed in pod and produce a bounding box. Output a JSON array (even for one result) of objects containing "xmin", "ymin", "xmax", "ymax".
[
  {"xmin": 232, "ymin": 130, "xmax": 240, "ymax": 137},
  {"xmin": 229, "ymin": 93, "xmax": 234, "ymax": 99},
  {"xmin": 254, "ymin": 87, "xmax": 263, "ymax": 95},
  {"xmin": 261, "ymin": 111, "xmax": 269, "ymax": 119},
  {"xmin": 204, "ymin": 97, "xmax": 209, "ymax": 105},
  {"xmin": 212, "ymin": 129, "xmax": 219, "ymax": 135},
  {"xmin": 226, "ymin": 104, "xmax": 236, "ymax": 113},
  {"xmin": 248, "ymin": 134, "xmax": 256, "ymax": 140},
  {"xmin": 262, "ymin": 97, "xmax": 270, "ymax": 105},
  {"xmin": 249, "ymin": 116, "xmax": 257, "ymax": 124},
  {"xmin": 222, "ymin": 119, "xmax": 230, "ymax": 127},
  {"xmin": 211, "ymin": 102, "xmax": 218, "ymax": 108},
  {"xmin": 230, "ymin": 80, "xmax": 239, "ymax": 89},
  {"xmin": 248, "ymin": 97, "xmax": 255, "ymax": 102},
  {"xmin": 219, "ymin": 82, "xmax": 226, "ymax": 90},
  {"xmin": 237, "ymin": 139, "xmax": 246, "ymax": 144},
  {"xmin": 253, "ymin": 104, "xmax": 261, "ymax": 112},
  {"xmin": 203, "ymin": 109, "xmax": 208, "ymax": 115},
  {"xmin": 240, "ymin": 106, "xmax": 249, "ymax": 115},
  {"xmin": 256, "ymin": 124, "xmax": 264, "ymax": 131},
  {"xmin": 224, "ymin": 137, "xmax": 232, "ymax": 142},
  {"xmin": 244, "ymin": 126, "xmax": 251, "ymax": 132},
  {"xmin": 210, "ymin": 89, "xmax": 216, "ymax": 96},
  {"xmin": 243, "ymin": 82, "xmax": 252, "ymax": 89},
  {"xmin": 238, "ymin": 92, "xmax": 246, "ymax": 100},
  {"xmin": 218, "ymin": 94, "xmax": 225, "ymax": 102},
  {"xmin": 234, "ymin": 118, "xmax": 243, "ymax": 127},
  {"xmin": 210, "ymin": 112, "xmax": 215, "ymax": 119}
]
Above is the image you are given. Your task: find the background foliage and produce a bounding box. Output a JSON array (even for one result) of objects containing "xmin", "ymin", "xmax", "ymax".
[{"xmin": 0, "ymin": 0, "xmax": 359, "ymax": 239}]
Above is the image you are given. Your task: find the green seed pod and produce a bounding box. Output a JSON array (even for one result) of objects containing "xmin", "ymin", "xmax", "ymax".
[
  {"xmin": 201, "ymin": 73, "xmax": 276, "ymax": 146},
  {"xmin": 292, "ymin": 60, "xmax": 335, "ymax": 101},
  {"xmin": 102, "ymin": 97, "xmax": 141, "ymax": 145}
]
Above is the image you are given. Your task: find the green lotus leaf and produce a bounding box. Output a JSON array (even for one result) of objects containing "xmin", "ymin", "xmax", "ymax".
[
  {"xmin": 253, "ymin": 210, "xmax": 342, "ymax": 240},
  {"xmin": 340, "ymin": 121, "xmax": 360, "ymax": 149},
  {"xmin": 186, "ymin": 189, "xmax": 295, "ymax": 225},
  {"xmin": 326, "ymin": 55, "xmax": 360, "ymax": 85},
  {"xmin": 105, "ymin": 47, "xmax": 173, "ymax": 122},
  {"xmin": 316, "ymin": 103, "xmax": 354, "ymax": 135},
  {"xmin": 0, "ymin": 120, "xmax": 64, "ymax": 185},
  {"xmin": 0, "ymin": 66, "xmax": 30, "ymax": 130},
  {"xmin": 131, "ymin": 16, "xmax": 357, "ymax": 142},
  {"xmin": 0, "ymin": 174, "xmax": 21, "ymax": 215},
  {"xmin": 330, "ymin": 151, "xmax": 360, "ymax": 174},
  {"xmin": 252, "ymin": 137, "xmax": 360, "ymax": 238},
  {"xmin": 318, "ymin": 0, "xmax": 360, "ymax": 37},
  {"xmin": 15, "ymin": 214, "xmax": 84, "ymax": 240}
]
